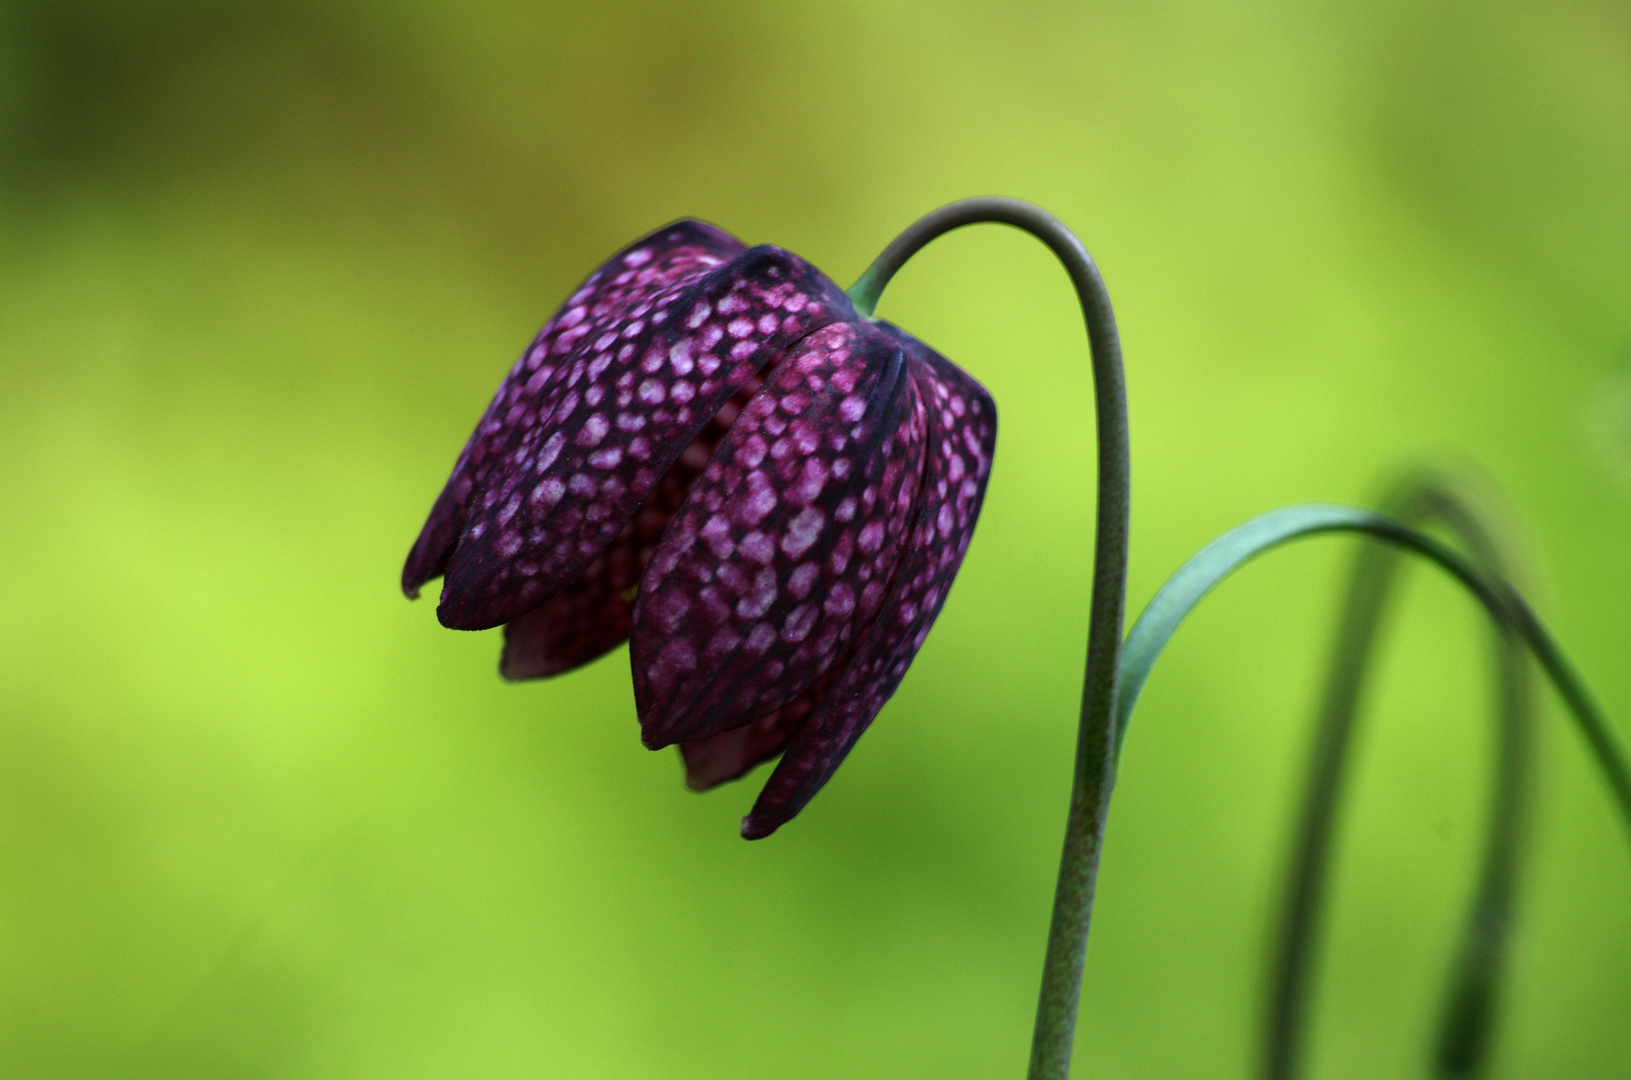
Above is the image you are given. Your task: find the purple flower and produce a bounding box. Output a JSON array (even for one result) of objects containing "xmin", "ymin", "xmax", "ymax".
[{"xmin": 403, "ymin": 220, "xmax": 996, "ymax": 837}]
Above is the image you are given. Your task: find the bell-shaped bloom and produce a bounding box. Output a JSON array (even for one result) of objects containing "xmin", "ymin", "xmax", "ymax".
[{"xmin": 404, "ymin": 220, "xmax": 995, "ymax": 837}]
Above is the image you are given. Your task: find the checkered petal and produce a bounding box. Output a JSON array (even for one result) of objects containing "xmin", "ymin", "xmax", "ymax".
[
  {"xmin": 739, "ymin": 328, "xmax": 997, "ymax": 839},
  {"xmin": 405, "ymin": 225, "xmax": 852, "ymax": 632},
  {"xmin": 496, "ymin": 385, "xmax": 752, "ymax": 679},
  {"xmin": 403, "ymin": 220, "xmax": 743, "ymax": 605},
  {"xmin": 631, "ymin": 320, "xmax": 927, "ymax": 749}
]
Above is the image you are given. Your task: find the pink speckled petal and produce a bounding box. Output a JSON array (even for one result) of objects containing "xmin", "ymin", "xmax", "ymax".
[
  {"xmin": 739, "ymin": 330, "xmax": 996, "ymax": 839},
  {"xmin": 426, "ymin": 244, "xmax": 851, "ymax": 631},
  {"xmin": 631, "ymin": 320, "xmax": 927, "ymax": 749},
  {"xmin": 496, "ymin": 379, "xmax": 757, "ymax": 679},
  {"xmin": 404, "ymin": 220, "xmax": 745, "ymax": 601}
]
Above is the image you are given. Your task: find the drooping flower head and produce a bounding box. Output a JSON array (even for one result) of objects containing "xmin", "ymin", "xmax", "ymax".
[{"xmin": 404, "ymin": 220, "xmax": 995, "ymax": 837}]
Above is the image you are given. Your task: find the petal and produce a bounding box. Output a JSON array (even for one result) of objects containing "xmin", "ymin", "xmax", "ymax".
[
  {"xmin": 404, "ymin": 220, "xmax": 744, "ymax": 600},
  {"xmin": 739, "ymin": 329, "xmax": 996, "ymax": 839},
  {"xmin": 497, "ymin": 381, "xmax": 754, "ymax": 679},
  {"xmin": 675, "ymin": 676, "xmax": 829, "ymax": 791},
  {"xmin": 432, "ymin": 245, "xmax": 852, "ymax": 630},
  {"xmin": 631, "ymin": 320, "xmax": 927, "ymax": 748},
  {"xmin": 497, "ymin": 527, "xmax": 647, "ymax": 679}
]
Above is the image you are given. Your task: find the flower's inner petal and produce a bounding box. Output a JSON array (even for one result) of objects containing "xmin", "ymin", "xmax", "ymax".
[
  {"xmin": 631, "ymin": 321, "xmax": 928, "ymax": 749},
  {"xmin": 435, "ymin": 246, "xmax": 852, "ymax": 631},
  {"xmin": 498, "ymin": 377, "xmax": 763, "ymax": 680},
  {"xmin": 676, "ymin": 668, "xmax": 837, "ymax": 791},
  {"xmin": 740, "ymin": 332, "xmax": 997, "ymax": 839},
  {"xmin": 404, "ymin": 221, "xmax": 745, "ymax": 600}
]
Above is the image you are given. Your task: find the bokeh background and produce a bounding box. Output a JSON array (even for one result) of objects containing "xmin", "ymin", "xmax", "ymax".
[{"xmin": 3, "ymin": 1, "xmax": 1629, "ymax": 1077}]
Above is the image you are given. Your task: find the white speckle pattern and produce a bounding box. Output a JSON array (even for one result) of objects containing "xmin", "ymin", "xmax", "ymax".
[
  {"xmin": 735, "ymin": 323, "xmax": 996, "ymax": 839},
  {"xmin": 499, "ymin": 375, "xmax": 763, "ymax": 680},
  {"xmin": 405, "ymin": 219, "xmax": 998, "ymax": 839},
  {"xmin": 632, "ymin": 321, "xmax": 924, "ymax": 749},
  {"xmin": 403, "ymin": 220, "xmax": 852, "ymax": 630}
]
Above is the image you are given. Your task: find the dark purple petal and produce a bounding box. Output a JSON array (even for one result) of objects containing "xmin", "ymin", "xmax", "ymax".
[
  {"xmin": 430, "ymin": 245, "xmax": 852, "ymax": 631},
  {"xmin": 675, "ymin": 676, "xmax": 830, "ymax": 791},
  {"xmin": 404, "ymin": 220, "xmax": 745, "ymax": 601},
  {"xmin": 631, "ymin": 320, "xmax": 927, "ymax": 749},
  {"xmin": 499, "ymin": 547, "xmax": 634, "ymax": 679},
  {"xmin": 739, "ymin": 329, "xmax": 997, "ymax": 839},
  {"xmin": 497, "ymin": 382, "xmax": 753, "ymax": 679}
]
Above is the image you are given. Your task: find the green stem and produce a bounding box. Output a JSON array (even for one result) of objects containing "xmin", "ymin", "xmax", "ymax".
[
  {"xmin": 1116, "ymin": 504, "xmax": 1631, "ymax": 841},
  {"xmin": 851, "ymin": 198, "xmax": 1129, "ymax": 1080},
  {"xmin": 1263, "ymin": 476, "xmax": 1535, "ymax": 1080}
]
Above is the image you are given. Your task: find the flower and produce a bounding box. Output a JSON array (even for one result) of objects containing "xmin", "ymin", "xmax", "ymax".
[{"xmin": 403, "ymin": 220, "xmax": 996, "ymax": 837}]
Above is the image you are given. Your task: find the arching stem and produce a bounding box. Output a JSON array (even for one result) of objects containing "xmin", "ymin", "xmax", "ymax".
[
  {"xmin": 1264, "ymin": 475, "xmax": 1535, "ymax": 1080},
  {"xmin": 1116, "ymin": 502, "xmax": 1631, "ymax": 1075},
  {"xmin": 851, "ymin": 198, "xmax": 1130, "ymax": 1080}
]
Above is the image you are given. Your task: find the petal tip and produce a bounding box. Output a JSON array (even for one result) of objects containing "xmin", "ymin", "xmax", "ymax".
[
  {"xmin": 435, "ymin": 600, "xmax": 493, "ymax": 632},
  {"xmin": 400, "ymin": 556, "xmax": 436, "ymax": 601},
  {"xmin": 435, "ymin": 576, "xmax": 528, "ymax": 630},
  {"xmin": 739, "ymin": 814, "xmax": 779, "ymax": 840}
]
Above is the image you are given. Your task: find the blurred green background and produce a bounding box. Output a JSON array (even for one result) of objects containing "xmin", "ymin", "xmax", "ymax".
[{"xmin": 3, "ymin": 1, "xmax": 1629, "ymax": 1076}]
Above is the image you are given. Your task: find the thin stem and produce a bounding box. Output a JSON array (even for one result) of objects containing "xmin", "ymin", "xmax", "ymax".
[
  {"xmin": 851, "ymin": 198, "xmax": 1129, "ymax": 1080},
  {"xmin": 1264, "ymin": 475, "xmax": 1535, "ymax": 1080},
  {"xmin": 1118, "ymin": 504, "xmax": 1631, "ymax": 845},
  {"xmin": 1374, "ymin": 526, "xmax": 1631, "ymax": 839},
  {"xmin": 1119, "ymin": 502, "xmax": 1631, "ymax": 1074}
]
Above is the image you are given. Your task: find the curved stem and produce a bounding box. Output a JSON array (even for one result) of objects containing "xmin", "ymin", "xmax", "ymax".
[
  {"xmin": 1264, "ymin": 476, "xmax": 1535, "ymax": 1080},
  {"xmin": 851, "ymin": 198, "xmax": 1129, "ymax": 1080},
  {"xmin": 1117, "ymin": 504, "xmax": 1631, "ymax": 841}
]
